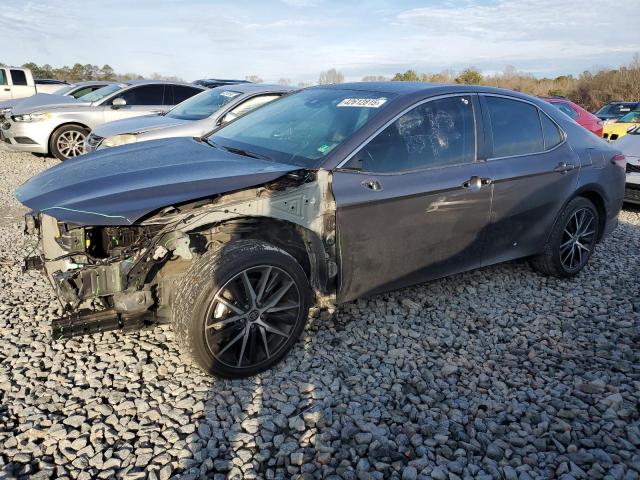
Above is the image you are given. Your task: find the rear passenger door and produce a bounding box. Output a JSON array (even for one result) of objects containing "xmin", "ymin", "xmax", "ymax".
[{"xmin": 479, "ymin": 95, "xmax": 580, "ymax": 266}]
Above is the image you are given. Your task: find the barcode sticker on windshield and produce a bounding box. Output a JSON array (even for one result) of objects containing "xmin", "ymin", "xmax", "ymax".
[
  {"xmin": 337, "ymin": 98, "xmax": 387, "ymax": 108},
  {"xmin": 220, "ymin": 91, "xmax": 241, "ymax": 98}
]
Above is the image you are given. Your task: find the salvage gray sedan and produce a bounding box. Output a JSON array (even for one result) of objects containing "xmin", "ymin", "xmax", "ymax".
[
  {"xmin": 85, "ymin": 83, "xmax": 293, "ymax": 152},
  {"xmin": 2, "ymin": 80, "xmax": 204, "ymax": 160},
  {"xmin": 16, "ymin": 83, "xmax": 625, "ymax": 378}
]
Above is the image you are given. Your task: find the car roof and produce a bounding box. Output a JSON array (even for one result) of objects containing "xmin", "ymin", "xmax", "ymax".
[
  {"xmin": 211, "ymin": 83, "xmax": 294, "ymax": 94},
  {"xmin": 123, "ymin": 79, "xmax": 205, "ymax": 88},
  {"xmin": 72, "ymin": 80, "xmax": 117, "ymax": 87},
  {"xmin": 314, "ymin": 82, "xmax": 544, "ymax": 102}
]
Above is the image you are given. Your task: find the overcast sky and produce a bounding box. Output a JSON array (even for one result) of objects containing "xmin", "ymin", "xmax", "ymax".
[{"xmin": 3, "ymin": 0, "xmax": 639, "ymax": 83}]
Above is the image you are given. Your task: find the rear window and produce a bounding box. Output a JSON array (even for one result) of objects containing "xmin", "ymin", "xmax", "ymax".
[
  {"xmin": 540, "ymin": 112, "xmax": 563, "ymax": 150},
  {"xmin": 552, "ymin": 102, "xmax": 578, "ymax": 120},
  {"xmin": 10, "ymin": 70, "xmax": 28, "ymax": 86},
  {"xmin": 485, "ymin": 96, "xmax": 544, "ymax": 158}
]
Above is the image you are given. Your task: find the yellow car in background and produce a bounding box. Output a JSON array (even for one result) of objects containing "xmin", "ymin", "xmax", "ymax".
[{"xmin": 603, "ymin": 110, "xmax": 640, "ymax": 141}]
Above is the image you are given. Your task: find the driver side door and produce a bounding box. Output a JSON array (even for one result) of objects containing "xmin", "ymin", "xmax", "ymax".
[
  {"xmin": 332, "ymin": 94, "xmax": 493, "ymax": 302},
  {"xmin": 103, "ymin": 84, "xmax": 168, "ymax": 123}
]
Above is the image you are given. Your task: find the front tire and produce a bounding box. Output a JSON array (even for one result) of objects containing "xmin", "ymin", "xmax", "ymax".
[
  {"xmin": 530, "ymin": 197, "xmax": 600, "ymax": 277},
  {"xmin": 50, "ymin": 124, "xmax": 89, "ymax": 161},
  {"xmin": 172, "ymin": 240, "xmax": 311, "ymax": 378}
]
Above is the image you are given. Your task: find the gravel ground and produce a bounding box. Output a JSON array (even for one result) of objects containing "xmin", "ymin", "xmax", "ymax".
[{"xmin": 0, "ymin": 143, "xmax": 639, "ymax": 480}]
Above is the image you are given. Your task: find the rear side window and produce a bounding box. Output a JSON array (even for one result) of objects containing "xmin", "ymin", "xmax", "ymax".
[
  {"xmin": 553, "ymin": 102, "xmax": 578, "ymax": 120},
  {"xmin": 118, "ymin": 85, "xmax": 165, "ymax": 105},
  {"xmin": 344, "ymin": 95, "xmax": 476, "ymax": 173},
  {"xmin": 0, "ymin": 70, "xmax": 6, "ymax": 85},
  {"xmin": 172, "ymin": 85, "xmax": 203, "ymax": 105},
  {"xmin": 540, "ymin": 112, "xmax": 563, "ymax": 150},
  {"xmin": 10, "ymin": 70, "xmax": 28, "ymax": 86},
  {"xmin": 485, "ymin": 96, "xmax": 543, "ymax": 158}
]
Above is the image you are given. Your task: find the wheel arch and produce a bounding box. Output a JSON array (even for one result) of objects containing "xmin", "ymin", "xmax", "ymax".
[
  {"xmin": 573, "ymin": 185, "xmax": 608, "ymax": 242},
  {"xmin": 544, "ymin": 185, "xmax": 608, "ymax": 246},
  {"xmin": 48, "ymin": 121, "xmax": 91, "ymax": 153},
  {"xmin": 190, "ymin": 216, "xmax": 334, "ymax": 301}
]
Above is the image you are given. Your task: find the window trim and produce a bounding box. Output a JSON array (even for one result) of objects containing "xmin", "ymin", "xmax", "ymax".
[
  {"xmin": 335, "ymin": 93, "xmax": 479, "ymax": 175},
  {"xmin": 481, "ymin": 93, "xmax": 566, "ymax": 162}
]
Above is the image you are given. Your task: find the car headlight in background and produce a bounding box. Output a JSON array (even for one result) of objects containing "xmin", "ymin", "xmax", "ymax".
[
  {"xmin": 101, "ymin": 134, "xmax": 138, "ymax": 149},
  {"xmin": 12, "ymin": 112, "xmax": 51, "ymax": 123}
]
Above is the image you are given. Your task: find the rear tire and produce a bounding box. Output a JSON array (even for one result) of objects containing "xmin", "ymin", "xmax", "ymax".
[
  {"xmin": 171, "ymin": 240, "xmax": 311, "ymax": 378},
  {"xmin": 50, "ymin": 124, "xmax": 89, "ymax": 161},
  {"xmin": 530, "ymin": 197, "xmax": 600, "ymax": 277}
]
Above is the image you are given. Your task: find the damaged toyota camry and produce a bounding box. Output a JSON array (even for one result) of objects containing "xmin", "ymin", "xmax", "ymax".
[{"xmin": 16, "ymin": 83, "xmax": 625, "ymax": 378}]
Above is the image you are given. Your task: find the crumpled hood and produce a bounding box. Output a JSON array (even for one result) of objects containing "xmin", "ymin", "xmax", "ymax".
[
  {"xmin": 15, "ymin": 137, "xmax": 300, "ymax": 226},
  {"xmin": 0, "ymin": 93, "xmax": 71, "ymax": 112},
  {"xmin": 92, "ymin": 114, "xmax": 190, "ymax": 138}
]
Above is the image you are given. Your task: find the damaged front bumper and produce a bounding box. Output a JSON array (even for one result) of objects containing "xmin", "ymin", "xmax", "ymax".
[{"xmin": 24, "ymin": 212, "xmax": 182, "ymax": 337}]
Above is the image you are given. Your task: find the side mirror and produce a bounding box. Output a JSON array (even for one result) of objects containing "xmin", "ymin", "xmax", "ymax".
[
  {"xmin": 111, "ymin": 97, "xmax": 127, "ymax": 109},
  {"xmin": 219, "ymin": 111, "xmax": 238, "ymax": 125}
]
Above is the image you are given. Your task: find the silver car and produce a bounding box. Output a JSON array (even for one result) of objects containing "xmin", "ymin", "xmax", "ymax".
[
  {"xmin": 1, "ymin": 80, "xmax": 204, "ymax": 160},
  {"xmin": 615, "ymin": 128, "xmax": 640, "ymax": 204},
  {"xmin": 0, "ymin": 81, "xmax": 116, "ymax": 122},
  {"xmin": 85, "ymin": 83, "xmax": 293, "ymax": 152}
]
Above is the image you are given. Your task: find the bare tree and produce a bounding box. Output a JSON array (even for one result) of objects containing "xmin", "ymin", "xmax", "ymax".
[
  {"xmin": 297, "ymin": 81, "xmax": 313, "ymax": 88},
  {"xmin": 245, "ymin": 75, "xmax": 263, "ymax": 83},
  {"xmin": 318, "ymin": 68, "xmax": 344, "ymax": 85},
  {"xmin": 277, "ymin": 78, "xmax": 292, "ymax": 86}
]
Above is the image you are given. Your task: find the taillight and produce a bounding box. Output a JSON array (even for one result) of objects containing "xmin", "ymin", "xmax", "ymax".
[{"xmin": 611, "ymin": 153, "xmax": 626, "ymax": 168}]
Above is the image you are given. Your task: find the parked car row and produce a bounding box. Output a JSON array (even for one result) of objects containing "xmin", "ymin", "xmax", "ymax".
[{"xmin": 14, "ymin": 81, "xmax": 626, "ymax": 377}]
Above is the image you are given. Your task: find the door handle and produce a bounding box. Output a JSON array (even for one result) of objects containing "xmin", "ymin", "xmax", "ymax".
[
  {"xmin": 462, "ymin": 176, "xmax": 492, "ymax": 191},
  {"xmin": 361, "ymin": 179, "xmax": 382, "ymax": 191},
  {"xmin": 3, "ymin": 88, "xmax": 9, "ymax": 92},
  {"xmin": 554, "ymin": 162, "xmax": 575, "ymax": 173}
]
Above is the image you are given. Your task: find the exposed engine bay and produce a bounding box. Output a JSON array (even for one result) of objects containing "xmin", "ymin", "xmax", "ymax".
[{"xmin": 24, "ymin": 170, "xmax": 338, "ymax": 337}]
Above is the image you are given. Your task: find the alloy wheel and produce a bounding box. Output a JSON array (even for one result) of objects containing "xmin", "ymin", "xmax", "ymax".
[
  {"xmin": 559, "ymin": 207, "xmax": 596, "ymax": 271},
  {"xmin": 57, "ymin": 130, "xmax": 86, "ymax": 158},
  {"xmin": 204, "ymin": 265, "xmax": 301, "ymax": 369}
]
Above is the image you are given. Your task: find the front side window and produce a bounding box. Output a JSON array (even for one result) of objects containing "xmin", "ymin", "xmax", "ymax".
[
  {"xmin": 10, "ymin": 70, "xmax": 27, "ymax": 86},
  {"xmin": 210, "ymin": 88, "xmax": 392, "ymax": 167},
  {"xmin": 118, "ymin": 85, "xmax": 166, "ymax": 105},
  {"xmin": 486, "ymin": 96, "xmax": 543, "ymax": 158},
  {"xmin": 343, "ymin": 95, "xmax": 476, "ymax": 173},
  {"xmin": 0, "ymin": 70, "xmax": 6, "ymax": 85},
  {"xmin": 166, "ymin": 89, "xmax": 242, "ymax": 121}
]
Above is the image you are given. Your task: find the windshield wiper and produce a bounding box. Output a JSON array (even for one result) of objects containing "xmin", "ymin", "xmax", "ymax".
[{"xmin": 222, "ymin": 145, "xmax": 269, "ymax": 160}]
